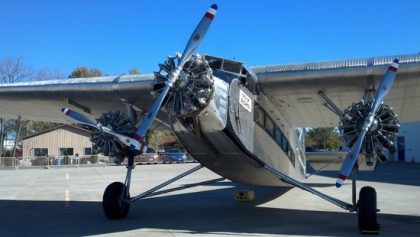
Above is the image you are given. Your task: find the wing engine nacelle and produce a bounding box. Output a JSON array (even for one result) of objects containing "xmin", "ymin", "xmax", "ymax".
[{"xmin": 339, "ymin": 101, "xmax": 399, "ymax": 165}]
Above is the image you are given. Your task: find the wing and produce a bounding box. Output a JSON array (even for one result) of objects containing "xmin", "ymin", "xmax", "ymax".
[
  {"xmin": 253, "ymin": 54, "xmax": 420, "ymax": 127},
  {"xmin": 0, "ymin": 74, "xmax": 157, "ymax": 123}
]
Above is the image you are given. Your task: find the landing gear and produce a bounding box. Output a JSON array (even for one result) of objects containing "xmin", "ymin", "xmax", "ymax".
[
  {"xmin": 351, "ymin": 167, "xmax": 380, "ymax": 233},
  {"xmin": 318, "ymin": 89, "xmax": 387, "ymax": 233},
  {"xmin": 102, "ymin": 182, "xmax": 130, "ymax": 219},
  {"xmin": 358, "ymin": 186, "xmax": 379, "ymax": 233},
  {"xmin": 102, "ymin": 150, "xmax": 205, "ymax": 220},
  {"xmin": 103, "ymin": 152, "xmax": 135, "ymax": 220}
]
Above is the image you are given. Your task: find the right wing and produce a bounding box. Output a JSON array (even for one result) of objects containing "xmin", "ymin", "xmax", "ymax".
[
  {"xmin": 253, "ymin": 53, "xmax": 420, "ymax": 127},
  {"xmin": 0, "ymin": 74, "xmax": 156, "ymax": 123}
]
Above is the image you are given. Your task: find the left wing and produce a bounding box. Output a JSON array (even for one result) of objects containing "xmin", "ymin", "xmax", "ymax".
[
  {"xmin": 0, "ymin": 74, "xmax": 156, "ymax": 123},
  {"xmin": 253, "ymin": 53, "xmax": 420, "ymax": 127}
]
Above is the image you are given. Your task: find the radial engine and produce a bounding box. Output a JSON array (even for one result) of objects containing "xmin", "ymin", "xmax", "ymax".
[
  {"xmin": 152, "ymin": 54, "xmax": 214, "ymax": 116},
  {"xmin": 339, "ymin": 101, "xmax": 399, "ymax": 165}
]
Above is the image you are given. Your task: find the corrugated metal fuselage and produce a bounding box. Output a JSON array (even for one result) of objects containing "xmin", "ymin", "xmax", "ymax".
[{"xmin": 171, "ymin": 73, "xmax": 305, "ymax": 186}]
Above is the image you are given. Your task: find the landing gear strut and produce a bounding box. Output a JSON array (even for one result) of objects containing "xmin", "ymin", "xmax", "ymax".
[{"xmin": 102, "ymin": 153, "xmax": 205, "ymax": 219}]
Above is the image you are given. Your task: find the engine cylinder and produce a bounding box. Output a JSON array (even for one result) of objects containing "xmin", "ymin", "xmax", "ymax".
[
  {"xmin": 153, "ymin": 54, "xmax": 214, "ymax": 116},
  {"xmin": 339, "ymin": 101, "xmax": 399, "ymax": 164},
  {"xmin": 91, "ymin": 111, "xmax": 137, "ymax": 162}
]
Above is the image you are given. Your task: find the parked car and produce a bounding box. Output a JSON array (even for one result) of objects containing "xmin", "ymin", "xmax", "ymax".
[
  {"xmin": 141, "ymin": 153, "xmax": 159, "ymax": 163},
  {"xmin": 159, "ymin": 148, "xmax": 187, "ymax": 162},
  {"xmin": 136, "ymin": 148, "xmax": 159, "ymax": 164}
]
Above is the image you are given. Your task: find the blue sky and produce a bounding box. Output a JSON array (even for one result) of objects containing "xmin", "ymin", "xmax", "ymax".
[{"xmin": 1, "ymin": 0, "xmax": 419, "ymax": 76}]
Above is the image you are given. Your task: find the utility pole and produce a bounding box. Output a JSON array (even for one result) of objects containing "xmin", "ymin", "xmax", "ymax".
[{"xmin": 0, "ymin": 118, "xmax": 4, "ymax": 157}]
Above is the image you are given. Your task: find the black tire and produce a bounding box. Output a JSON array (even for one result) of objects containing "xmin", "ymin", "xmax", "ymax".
[
  {"xmin": 358, "ymin": 186, "xmax": 380, "ymax": 233},
  {"xmin": 102, "ymin": 182, "xmax": 130, "ymax": 219}
]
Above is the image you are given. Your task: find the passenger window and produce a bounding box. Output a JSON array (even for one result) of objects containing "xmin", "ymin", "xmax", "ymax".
[
  {"xmin": 274, "ymin": 127, "xmax": 282, "ymax": 146},
  {"xmin": 281, "ymin": 135, "xmax": 288, "ymax": 152},
  {"xmin": 254, "ymin": 106, "xmax": 264, "ymax": 127},
  {"xmin": 288, "ymin": 146, "xmax": 295, "ymax": 166},
  {"xmin": 264, "ymin": 115, "xmax": 275, "ymax": 137}
]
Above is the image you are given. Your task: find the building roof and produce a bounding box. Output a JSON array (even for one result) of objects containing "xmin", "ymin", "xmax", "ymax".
[{"xmin": 21, "ymin": 124, "xmax": 92, "ymax": 141}]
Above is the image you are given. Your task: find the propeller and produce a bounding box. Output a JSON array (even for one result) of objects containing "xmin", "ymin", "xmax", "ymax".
[
  {"xmin": 61, "ymin": 108, "xmax": 147, "ymax": 152},
  {"xmin": 336, "ymin": 59, "xmax": 399, "ymax": 188},
  {"xmin": 132, "ymin": 4, "xmax": 218, "ymax": 145}
]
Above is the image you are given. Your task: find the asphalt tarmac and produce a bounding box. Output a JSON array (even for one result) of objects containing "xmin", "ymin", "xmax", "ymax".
[{"xmin": 0, "ymin": 162, "xmax": 419, "ymax": 237}]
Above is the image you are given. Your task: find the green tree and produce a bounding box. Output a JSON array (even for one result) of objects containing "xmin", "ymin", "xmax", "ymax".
[
  {"xmin": 306, "ymin": 127, "xmax": 341, "ymax": 150},
  {"xmin": 146, "ymin": 128, "xmax": 174, "ymax": 151},
  {"xmin": 68, "ymin": 66, "xmax": 103, "ymax": 78},
  {"xmin": 19, "ymin": 121, "xmax": 58, "ymax": 138}
]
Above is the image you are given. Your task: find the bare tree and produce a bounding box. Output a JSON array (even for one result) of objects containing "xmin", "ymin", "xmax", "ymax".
[
  {"xmin": 35, "ymin": 69, "xmax": 66, "ymax": 81},
  {"xmin": 0, "ymin": 57, "xmax": 33, "ymax": 83},
  {"xmin": 0, "ymin": 57, "xmax": 33, "ymax": 156},
  {"xmin": 0, "ymin": 56, "xmax": 62, "ymax": 157}
]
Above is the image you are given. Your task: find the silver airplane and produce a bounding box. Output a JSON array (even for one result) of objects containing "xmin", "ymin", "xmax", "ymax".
[{"xmin": 1, "ymin": 4, "xmax": 420, "ymax": 234}]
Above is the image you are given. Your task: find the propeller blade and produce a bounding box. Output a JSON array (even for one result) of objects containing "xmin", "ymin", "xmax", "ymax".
[
  {"xmin": 179, "ymin": 4, "xmax": 218, "ymax": 66},
  {"xmin": 370, "ymin": 59, "xmax": 399, "ymax": 114},
  {"xmin": 336, "ymin": 129, "xmax": 367, "ymax": 187},
  {"xmin": 61, "ymin": 107, "xmax": 147, "ymax": 152},
  {"xmin": 336, "ymin": 59, "xmax": 400, "ymax": 188},
  {"xmin": 61, "ymin": 108, "xmax": 96, "ymax": 127},
  {"xmin": 134, "ymin": 85, "xmax": 171, "ymax": 140},
  {"xmin": 132, "ymin": 4, "xmax": 218, "ymax": 147}
]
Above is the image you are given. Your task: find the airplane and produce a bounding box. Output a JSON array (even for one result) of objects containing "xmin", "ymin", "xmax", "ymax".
[{"xmin": 1, "ymin": 4, "xmax": 420, "ymax": 234}]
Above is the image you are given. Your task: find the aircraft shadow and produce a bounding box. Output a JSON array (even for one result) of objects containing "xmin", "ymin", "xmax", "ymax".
[{"xmin": 1, "ymin": 184, "xmax": 418, "ymax": 237}]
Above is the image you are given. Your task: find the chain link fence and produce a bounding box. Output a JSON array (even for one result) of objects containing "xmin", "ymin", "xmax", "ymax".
[
  {"xmin": 0, "ymin": 155, "xmax": 110, "ymax": 168},
  {"xmin": 0, "ymin": 153, "xmax": 196, "ymax": 168}
]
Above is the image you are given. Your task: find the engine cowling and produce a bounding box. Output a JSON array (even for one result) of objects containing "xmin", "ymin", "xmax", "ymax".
[
  {"xmin": 339, "ymin": 101, "xmax": 399, "ymax": 165},
  {"xmin": 153, "ymin": 54, "xmax": 214, "ymax": 116}
]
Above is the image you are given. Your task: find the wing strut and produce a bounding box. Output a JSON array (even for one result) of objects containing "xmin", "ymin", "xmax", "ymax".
[{"xmin": 318, "ymin": 90, "xmax": 344, "ymax": 117}]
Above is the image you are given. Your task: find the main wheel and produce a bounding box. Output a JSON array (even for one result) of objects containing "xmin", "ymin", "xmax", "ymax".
[
  {"xmin": 357, "ymin": 186, "xmax": 380, "ymax": 233},
  {"xmin": 102, "ymin": 182, "xmax": 130, "ymax": 219}
]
